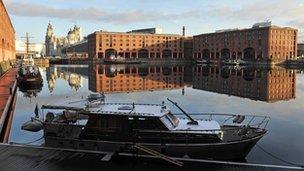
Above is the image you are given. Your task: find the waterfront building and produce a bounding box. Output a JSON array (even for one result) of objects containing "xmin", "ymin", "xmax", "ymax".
[
  {"xmin": 89, "ymin": 65, "xmax": 185, "ymax": 93},
  {"xmin": 61, "ymin": 39, "xmax": 88, "ymax": 58},
  {"xmin": 45, "ymin": 23, "xmax": 83, "ymax": 57},
  {"xmin": 88, "ymin": 30, "xmax": 185, "ymax": 59},
  {"xmin": 297, "ymin": 43, "xmax": 304, "ymax": 58},
  {"xmin": 192, "ymin": 66, "xmax": 296, "ymax": 102},
  {"xmin": 193, "ymin": 21, "xmax": 298, "ymax": 63},
  {"xmin": 0, "ymin": 1, "xmax": 15, "ymax": 63}
]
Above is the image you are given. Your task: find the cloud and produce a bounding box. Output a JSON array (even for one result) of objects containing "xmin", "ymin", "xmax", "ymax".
[
  {"xmin": 5, "ymin": 1, "xmax": 199, "ymax": 24},
  {"xmin": 208, "ymin": 0, "xmax": 304, "ymax": 41},
  {"xmin": 209, "ymin": 0, "xmax": 304, "ymax": 23}
]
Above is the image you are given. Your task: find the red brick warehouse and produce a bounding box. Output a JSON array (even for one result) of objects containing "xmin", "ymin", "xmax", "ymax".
[
  {"xmin": 88, "ymin": 30, "xmax": 186, "ymax": 60},
  {"xmin": 0, "ymin": 1, "xmax": 15, "ymax": 63},
  {"xmin": 193, "ymin": 22, "xmax": 298, "ymax": 63}
]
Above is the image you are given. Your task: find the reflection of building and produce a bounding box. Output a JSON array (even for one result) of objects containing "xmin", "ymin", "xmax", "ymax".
[
  {"xmin": 192, "ymin": 66, "xmax": 296, "ymax": 102},
  {"xmin": 89, "ymin": 65, "xmax": 185, "ymax": 93},
  {"xmin": 193, "ymin": 21, "xmax": 298, "ymax": 63},
  {"xmin": 46, "ymin": 66, "xmax": 83, "ymax": 92},
  {"xmin": 0, "ymin": 1, "xmax": 15, "ymax": 63},
  {"xmin": 88, "ymin": 29, "xmax": 185, "ymax": 59},
  {"xmin": 45, "ymin": 22, "xmax": 83, "ymax": 57}
]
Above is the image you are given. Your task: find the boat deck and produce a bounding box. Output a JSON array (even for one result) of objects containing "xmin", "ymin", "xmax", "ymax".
[{"xmin": 0, "ymin": 143, "xmax": 302, "ymax": 171}]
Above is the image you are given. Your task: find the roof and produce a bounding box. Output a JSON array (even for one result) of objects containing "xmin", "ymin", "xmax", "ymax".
[
  {"xmin": 93, "ymin": 31, "xmax": 182, "ymax": 37},
  {"xmin": 42, "ymin": 100, "xmax": 169, "ymax": 117},
  {"xmin": 194, "ymin": 25, "xmax": 297, "ymax": 37}
]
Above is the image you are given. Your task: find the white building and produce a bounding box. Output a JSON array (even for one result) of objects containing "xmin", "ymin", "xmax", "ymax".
[{"xmin": 45, "ymin": 22, "xmax": 83, "ymax": 57}]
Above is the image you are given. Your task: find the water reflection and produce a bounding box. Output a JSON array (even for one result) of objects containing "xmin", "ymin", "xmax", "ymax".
[
  {"xmin": 192, "ymin": 66, "xmax": 296, "ymax": 102},
  {"xmin": 87, "ymin": 64, "xmax": 296, "ymax": 103},
  {"xmin": 10, "ymin": 64, "xmax": 304, "ymax": 165},
  {"xmin": 46, "ymin": 66, "xmax": 85, "ymax": 92},
  {"xmin": 89, "ymin": 64, "xmax": 186, "ymax": 93},
  {"xmin": 18, "ymin": 86, "xmax": 43, "ymax": 98}
]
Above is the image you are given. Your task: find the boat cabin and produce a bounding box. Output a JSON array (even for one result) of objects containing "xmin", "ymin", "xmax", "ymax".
[{"xmin": 42, "ymin": 102, "xmax": 222, "ymax": 143}]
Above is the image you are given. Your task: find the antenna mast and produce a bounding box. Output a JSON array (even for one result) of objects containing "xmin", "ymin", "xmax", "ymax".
[{"xmin": 21, "ymin": 32, "xmax": 34, "ymax": 59}]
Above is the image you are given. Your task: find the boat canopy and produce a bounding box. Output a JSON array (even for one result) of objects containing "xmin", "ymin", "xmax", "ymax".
[{"xmin": 42, "ymin": 102, "xmax": 170, "ymax": 118}]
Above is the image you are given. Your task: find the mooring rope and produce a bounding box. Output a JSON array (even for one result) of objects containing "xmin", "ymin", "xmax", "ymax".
[{"xmin": 256, "ymin": 144, "xmax": 304, "ymax": 168}]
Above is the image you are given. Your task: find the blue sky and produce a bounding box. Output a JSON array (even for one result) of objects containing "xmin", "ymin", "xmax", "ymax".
[{"xmin": 3, "ymin": 0, "xmax": 304, "ymax": 43}]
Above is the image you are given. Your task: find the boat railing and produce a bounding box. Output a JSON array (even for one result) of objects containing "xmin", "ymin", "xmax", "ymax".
[{"xmin": 174, "ymin": 113, "xmax": 270, "ymax": 129}]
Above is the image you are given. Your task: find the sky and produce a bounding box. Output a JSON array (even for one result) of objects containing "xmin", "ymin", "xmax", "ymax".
[{"xmin": 3, "ymin": 0, "xmax": 304, "ymax": 43}]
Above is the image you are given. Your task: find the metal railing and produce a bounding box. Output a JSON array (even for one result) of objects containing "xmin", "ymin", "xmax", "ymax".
[{"xmin": 174, "ymin": 113, "xmax": 270, "ymax": 129}]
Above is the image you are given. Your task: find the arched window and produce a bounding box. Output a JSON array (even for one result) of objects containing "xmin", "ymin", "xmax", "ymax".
[
  {"xmin": 162, "ymin": 49, "xmax": 172, "ymax": 58},
  {"xmin": 221, "ymin": 48, "xmax": 230, "ymax": 59},
  {"xmin": 243, "ymin": 47, "xmax": 255, "ymax": 60},
  {"xmin": 138, "ymin": 49, "xmax": 149, "ymax": 58}
]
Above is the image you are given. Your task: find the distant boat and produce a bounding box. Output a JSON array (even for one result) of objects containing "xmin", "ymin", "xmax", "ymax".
[
  {"xmin": 221, "ymin": 59, "xmax": 240, "ymax": 66},
  {"xmin": 104, "ymin": 55, "xmax": 142, "ymax": 64},
  {"xmin": 20, "ymin": 56, "xmax": 35, "ymax": 66},
  {"xmin": 196, "ymin": 59, "xmax": 211, "ymax": 64},
  {"xmin": 222, "ymin": 59, "xmax": 247, "ymax": 66}
]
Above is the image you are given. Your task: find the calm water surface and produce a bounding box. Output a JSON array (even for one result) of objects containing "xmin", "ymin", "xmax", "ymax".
[{"xmin": 9, "ymin": 64, "xmax": 304, "ymax": 166}]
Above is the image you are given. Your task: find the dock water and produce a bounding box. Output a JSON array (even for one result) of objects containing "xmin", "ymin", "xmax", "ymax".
[{"xmin": 0, "ymin": 66, "xmax": 302, "ymax": 170}]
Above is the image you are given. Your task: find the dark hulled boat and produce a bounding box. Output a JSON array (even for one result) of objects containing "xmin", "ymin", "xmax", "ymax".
[
  {"xmin": 17, "ymin": 65, "xmax": 43, "ymax": 87},
  {"xmin": 24, "ymin": 95, "xmax": 269, "ymax": 161}
]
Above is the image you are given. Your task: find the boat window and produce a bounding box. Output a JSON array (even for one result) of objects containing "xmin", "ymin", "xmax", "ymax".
[
  {"xmin": 118, "ymin": 106, "xmax": 133, "ymax": 110},
  {"xmin": 160, "ymin": 115, "xmax": 175, "ymax": 129},
  {"xmin": 167, "ymin": 112, "xmax": 179, "ymax": 126}
]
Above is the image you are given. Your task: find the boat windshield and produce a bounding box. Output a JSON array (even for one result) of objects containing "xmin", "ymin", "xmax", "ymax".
[
  {"xmin": 167, "ymin": 112, "xmax": 179, "ymax": 126},
  {"xmin": 160, "ymin": 112, "xmax": 179, "ymax": 129}
]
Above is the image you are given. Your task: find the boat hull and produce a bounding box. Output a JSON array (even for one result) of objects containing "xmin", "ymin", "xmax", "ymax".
[
  {"xmin": 44, "ymin": 132, "xmax": 265, "ymax": 160},
  {"xmin": 17, "ymin": 77, "xmax": 43, "ymax": 87}
]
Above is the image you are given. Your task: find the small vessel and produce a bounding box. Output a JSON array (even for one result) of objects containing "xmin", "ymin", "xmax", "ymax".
[
  {"xmin": 104, "ymin": 55, "xmax": 142, "ymax": 64},
  {"xmin": 20, "ymin": 56, "xmax": 35, "ymax": 66},
  {"xmin": 221, "ymin": 59, "xmax": 240, "ymax": 66},
  {"xmin": 222, "ymin": 59, "xmax": 247, "ymax": 66},
  {"xmin": 24, "ymin": 94, "xmax": 269, "ymax": 161},
  {"xmin": 21, "ymin": 105, "xmax": 43, "ymax": 132},
  {"xmin": 17, "ymin": 65, "xmax": 43, "ymax": 87},
  {"xmin": 196, "ymin": 59, "xmax": 211, "ymax": 64},
  {"xmin": 87, "ymin": 92, "xmax": 105, "ymax": 102}
]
